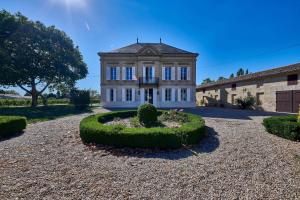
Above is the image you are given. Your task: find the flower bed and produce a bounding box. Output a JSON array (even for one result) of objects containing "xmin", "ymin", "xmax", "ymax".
[
  {"xmin": 0, "ymin": 116, "xmax": 27, "ymax": 138},
  {"xmin": 79, "ymin": 110, "xmax": 205, "ymax": 149},
  {"xmin": 263, "ymin": 115, "xmax": 300, "ymax": 141}
]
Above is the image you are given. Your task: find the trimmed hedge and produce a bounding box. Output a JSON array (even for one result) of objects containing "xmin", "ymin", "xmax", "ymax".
[
  {"xmin": 0, "ymin": 116, "xmax": 27, "ymax": 138},
  {"xmin": 263, "ymin": 115, "xmax": 300, "ymax": 141},
  {"xmin": 0, "ymin": 98, "xmax": 69, "ymax": 107},
  {"xmin": 137, "ymin": 104, "xmax": 158, "ymax": 127},
  {"xmin": 80, "ymin": 110, "xmax": 205, "ymax": 149}
]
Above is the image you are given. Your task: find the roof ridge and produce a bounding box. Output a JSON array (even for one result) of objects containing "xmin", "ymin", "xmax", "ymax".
[
  {"xmin": 99, "ymin": 42, "xmax": 198, "ymax": 55},
  {"xmin": 197, "ymin": 62, "xmax": 300, "ymax": 89}
]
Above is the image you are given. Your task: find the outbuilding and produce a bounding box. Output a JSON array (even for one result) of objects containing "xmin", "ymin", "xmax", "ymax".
[{"xmin": 196, "ymin": 63, "xmax": 300, "ymax": 113}]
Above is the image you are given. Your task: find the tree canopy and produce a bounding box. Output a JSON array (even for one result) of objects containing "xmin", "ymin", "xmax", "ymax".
[
  {"xmin": 217, "ymin": 76, "xmax": 227, "ymax": 81},
  {"xmin": 201, "ymin": 78, "xmax": 214, "ymax": 85},
  {"xmin": 0, "ymin": 10, "xmax": 88, "ymax": 106}
]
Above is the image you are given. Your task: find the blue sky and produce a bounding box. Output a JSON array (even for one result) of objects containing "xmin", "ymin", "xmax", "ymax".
[{"xmin": 2, "ymin": 0, "xmax": 300, "ymax": 94}]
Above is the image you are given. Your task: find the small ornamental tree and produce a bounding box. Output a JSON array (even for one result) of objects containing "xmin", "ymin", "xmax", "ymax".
[
  {"xmin": 137, "ymin": 104, "xmax": 158, "ymax": 127},
  {"xmin": 0, "ymin": 10, "xmax": 88, "ymax": 106}
]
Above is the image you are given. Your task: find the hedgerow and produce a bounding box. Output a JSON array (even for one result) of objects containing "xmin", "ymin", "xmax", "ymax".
[
  {"xmin": 0, "ymin": 98, "xmax": 70, "ymax": 107},
  {"xmin": 0, "ymin": 116, "xmax": 27, "ymax": 138},
  {"xmin": 263, "ymin": 115, "xmax": 300, "ymax": 141},
  {"xmin": 79, "ymin": 110, "xmax": 205, "ymax": 149}
]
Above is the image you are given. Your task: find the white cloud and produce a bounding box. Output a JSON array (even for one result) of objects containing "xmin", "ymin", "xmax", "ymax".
[{"xmin": 85, "ymin": 21, "xmax": 90, "ymax": 31}]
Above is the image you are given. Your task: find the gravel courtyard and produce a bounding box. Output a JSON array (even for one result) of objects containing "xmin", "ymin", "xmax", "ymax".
[{"xmin": 0, "ymin": 107, "xmax": 299, "ymax": 199}]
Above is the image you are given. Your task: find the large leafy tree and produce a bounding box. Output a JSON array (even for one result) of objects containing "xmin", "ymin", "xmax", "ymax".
[{"xmin": 0, "ymin": 10, "xmax": 88, "ymax": 106}]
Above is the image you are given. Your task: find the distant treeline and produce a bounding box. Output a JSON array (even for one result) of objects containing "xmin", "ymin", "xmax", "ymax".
[{"xmin": 201, "ymin": 68, "xmax": 250, "ymax": 85}]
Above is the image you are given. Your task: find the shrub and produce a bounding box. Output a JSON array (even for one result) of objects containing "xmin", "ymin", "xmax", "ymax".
[
  {"xmin": 79, "ymin": 110, "xmax": 205, "ymax": 149},
  {"xmin": 70, "ymin": 89, "xmax": 90, "ymax": 109},
  {"xmin": 236, "ymin": 96, "xmax": 256, "ymax": 109},
  {"xmin": 263, "ymin": 115, "xmax": 300, "ymax": 141},
  {"xmin": 137, "ymin": 104, "xmax": 158, "ymax": 127},
  {"xmin": 130, "ymin": 116, "xmax": 142, "ymax": 128},
  {"xmin": 159, "ymin": 109, "xmax": 189, "ymax": 124},
  {"xmin": 0, "ymin": 116, "xmax": 27, "ymax": 138}
]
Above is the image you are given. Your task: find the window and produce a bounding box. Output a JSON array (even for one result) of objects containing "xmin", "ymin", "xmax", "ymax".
[
  {"xmin": 231, "ymin": 83, "xmax": 237, "ymax": 91},
  {"xmin": 126, "ymin": 88, "xmax": 132, "ymax": 101},
  {"xmin": 165, "ymin": 88, "xmax": 172, "ymax": 101},
  {"xmin": 181, "ymin": 67, "xmax": 187, "ymax": 80},
  {"xmin": 165, "ymin": 67, "xmax": 172, "ymax": 80},
  {"xmin": 145, "ymin": 67, "xmax": 153, "ymax": 80},
  {"xmin": 256, "ymin": 92, "xmax": 264, "ymax": 106},
  {"xmin": 181, "ymin": 88, "xmax": 187, "ymax": 101},
  {"xmin": 215, "ymin": 95, "xmax": 218, "ymax": 100},
  {"xmin": 110, "ymin": 89, "xmax": 114, "ymax": 102},
  {"xmin": 126, "ymin": 67, "xmax": 132, "ymax": 80},
  {"xmin": 257, "ymin": 81, "xmax": 263, "ymax": 88},
  {"xmin": 110, "ymin": 67, "xmax": 117, "ymax": 80},
  {"xmin": 287, "ymin": 74, "xmax": 298, "ymax": 85},
  {"xmin": 231, "ymin": 94, "xmax": 237, "ymax": 104}
]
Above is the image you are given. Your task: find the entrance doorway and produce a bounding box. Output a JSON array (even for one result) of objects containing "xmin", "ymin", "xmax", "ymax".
[{"xmin": 145, "ymin": 88, "xmax": 153, "ymax": 104}]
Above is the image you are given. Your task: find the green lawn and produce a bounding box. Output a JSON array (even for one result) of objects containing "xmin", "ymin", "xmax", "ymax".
[{"xmin": 0, "ymin": 105, "xmax": 93, "ymax": 123}]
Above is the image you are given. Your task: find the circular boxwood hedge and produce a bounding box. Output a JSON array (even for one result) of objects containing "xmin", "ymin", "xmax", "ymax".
[
  {"xmin": 0, "ymin": 116, "xmax": 27, "ymax": 138},
  {"xmin": 79, "ymin": 110, "xmax": 205, "ymax": 149},
  {"xmin": 263, "ymin": 115, "xmax": 300, "ymax": 141}
]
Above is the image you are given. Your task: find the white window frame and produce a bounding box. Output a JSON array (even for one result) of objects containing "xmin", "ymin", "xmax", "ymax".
[
  {"xmin": 126, "ymin": 88, "xmax": 132, "ymax": 101},
  {"xmin": 110, "ymin": 89, "xmax": 114, "ymax": 102},
  {"xmin": 181, "ymin": 88, "xmax": 187, "ymax": 101},
  {"xmin": 165, "ymin": 88, "xmax": 172, "ymax": 101},
  {"xmin": 165, "ymin": 67, "xmax": 172, "ymax": 80},
  {"xmin": 181, "ymin": 67, "xmax": 188, "ymax": 80},
  {"xmin": 110, "ymin": 67, "xmax": 117, "ymax": 80},
  {"xmin": 126, "ymin": 67, "xmax": 133, "ymax": 80}
]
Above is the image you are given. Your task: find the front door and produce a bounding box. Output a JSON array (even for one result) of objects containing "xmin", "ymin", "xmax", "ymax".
[{"xmin": 145, "ymin": 88, "xmax": 153, "ymax": 104}]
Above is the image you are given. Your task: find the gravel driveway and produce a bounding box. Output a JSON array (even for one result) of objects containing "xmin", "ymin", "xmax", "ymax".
[{"xmin": 0, "ymin": 107, "xmax": 299, "ymax": 199}]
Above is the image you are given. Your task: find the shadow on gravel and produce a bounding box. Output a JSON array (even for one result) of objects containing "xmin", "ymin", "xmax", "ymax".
[
  {"xmin": 184, "ymin": 107, "xmax": 287, "ymax": 120},
  {"xmin": 87, "ymin": 126, "xmax": 220, "ymax": 160},
  {"xmin": 0, "ymin": 131, "xmax": 25, "ymax": 142}
]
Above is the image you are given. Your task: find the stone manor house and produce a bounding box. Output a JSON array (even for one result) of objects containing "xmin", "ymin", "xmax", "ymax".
[{"xmin": 98, "ymin": 41, "xmax": 198, "ymax": 108}]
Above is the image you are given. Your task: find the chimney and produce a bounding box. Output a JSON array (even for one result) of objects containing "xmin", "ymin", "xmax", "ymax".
[
  {"xmin": 136, "ymin": 37, "xmax": 139, "ymax": 43},
  {"xmin": 160, "ymin": 38, "xmax": 162, "ymax": 44}
]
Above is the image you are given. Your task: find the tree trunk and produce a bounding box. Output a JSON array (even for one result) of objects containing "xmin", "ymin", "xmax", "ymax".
[{"xmin": 31, "ymin": 82, "xmax": 38, "ymax": 107}]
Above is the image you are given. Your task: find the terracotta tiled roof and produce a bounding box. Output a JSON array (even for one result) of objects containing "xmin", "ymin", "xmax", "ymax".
[
  {"xmin": 197, "ymin": 62, "xmax": 300, "ymax": 90},
  {"xmin": 99, "ymin": 42, "xmax": 198, "ymax": 55}
]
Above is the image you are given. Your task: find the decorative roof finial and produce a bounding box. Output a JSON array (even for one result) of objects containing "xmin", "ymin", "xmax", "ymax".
[
  {"xmin": 160, "ymin": 37, "xmax": 162, "ymax": 44},
  {"xmin": 136, "ymin": 37, "xmax": 139, "ymax": 43}
]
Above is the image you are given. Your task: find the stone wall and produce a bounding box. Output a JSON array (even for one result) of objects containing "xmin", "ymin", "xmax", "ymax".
[{"xmin": 196, "ymin": 72, "xmax": 300, "ymax": 112}]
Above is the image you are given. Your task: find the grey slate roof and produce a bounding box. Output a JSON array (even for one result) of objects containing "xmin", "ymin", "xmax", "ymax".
[
  {"xmin": 100, "ymin": 42, "xmax": 197, "ymax": 55},
  {"xmin": 197, "ymin": 62, "xmax": 300, "ymax": 90}
]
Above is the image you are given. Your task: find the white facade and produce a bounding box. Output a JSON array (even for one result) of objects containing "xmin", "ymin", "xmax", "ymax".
[{"xmin": 101, "ymin": 66, "xmax": 196, "ymax": 108}]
